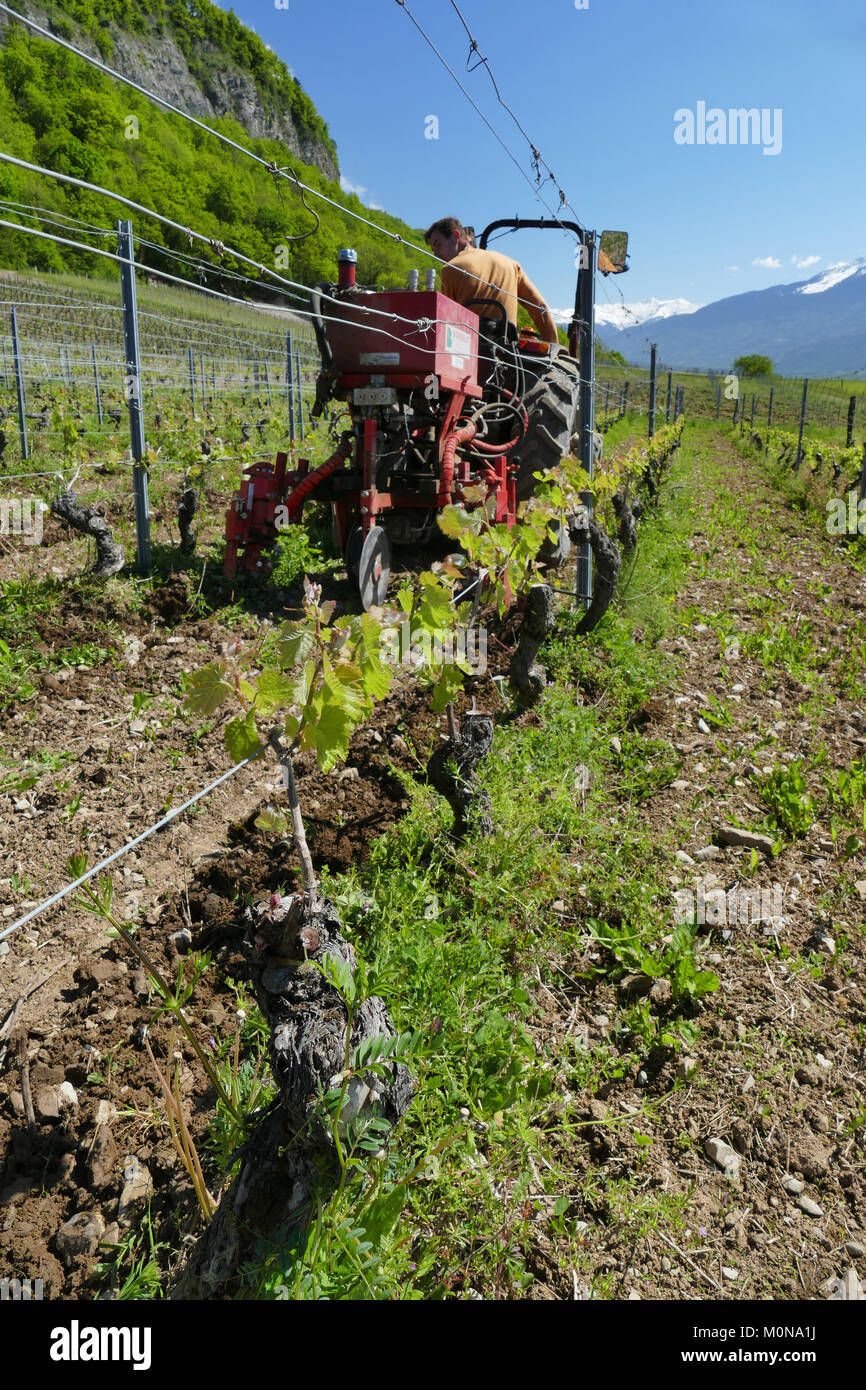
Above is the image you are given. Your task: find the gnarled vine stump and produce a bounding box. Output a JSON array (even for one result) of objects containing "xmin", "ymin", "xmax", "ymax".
[
  {"xmin": 51, "ymin": 491, "xmax": 124, "ymax": 577},
  {"xmin": 427, "ymin": 708, "xmax": 494, "ymax": 838},
  {"xmin": 573, "ymin": 516, "xmax": 620, "ymax": 636},
  {"xmin": 509, "ymin": 583, "xmax": 555, "ymax": 704},
  {"xmin": 177, "ymin": 487, "xmax": 198, "ymax": 555},
  {"xmin": 171, "ymin": 889, "xmax": 413, "ymax": 1299}
]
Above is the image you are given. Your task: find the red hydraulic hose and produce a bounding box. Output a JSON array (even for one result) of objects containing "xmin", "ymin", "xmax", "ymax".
[
  {"xmin": 286, "ymin": 431, "xmax": 353, "ymax": 514},
  {"xmin": 438, "ymin": 422, "xmax": 476, "ymax": 507},
  {"xmin": 466, "ymin": 389, "xmax": 529, "ymax": 454}
]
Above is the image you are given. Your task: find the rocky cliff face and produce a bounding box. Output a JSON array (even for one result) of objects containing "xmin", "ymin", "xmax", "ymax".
[{"xmin": 2, "ymin": 4, "xmax": 339, "ymax": 182}]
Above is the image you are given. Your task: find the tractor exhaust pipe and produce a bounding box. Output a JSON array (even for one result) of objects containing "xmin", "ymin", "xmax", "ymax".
[{"xmin": 338, "ymin": 247, "xmax": 357, "ymax": 289}]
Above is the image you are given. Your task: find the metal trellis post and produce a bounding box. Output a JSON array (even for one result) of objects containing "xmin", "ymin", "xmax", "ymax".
[
  {"xmin": 188, "ymin": 346, "xmax": 196, "ymax": 416},
  {"xmin": 576, "ymin": 229, "xmax": 596, "ymax": 610},
  {"xmin": 287, "ymin": 332, "xmax": 296, "ymax": 444},
  {"xmin": 117, "ymin": 219, "xmax": 151, "ymax": 573},
  {"xmin": 648, "ymin": 343, "xmax": 657, "ymax": 438},
  {"xmin": 91, "ymin": 342, "xmax": 103, "ymax": 426},
  {"xmin": 10, "ymin": 308, "xmax": 28, "ymax": 461},
  {"xmin": 295, "ymin": 344, "xmax": 305, "ymax": 441},
  {"xmin": 794, "ymin": 378, "xmax": 808, "ymax": 471}
]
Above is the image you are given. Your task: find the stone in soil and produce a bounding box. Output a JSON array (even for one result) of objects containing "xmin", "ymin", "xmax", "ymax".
[
  {"xmin": 715, "ymin": 824, "xmax": 775, "ymax": 855},
  {"xmin": 117, "ymin": 1156, "xmax": 153, "ymax": 1226},
  {"xmin": 798, "ymin": 1195, "xmax": 824, "ymax": 1217},
  {"xmin": 704, "ymin": 1137, "xmax": 741, "ymax": 1179},
  {"xmin": 789, "ymin": 1135, "xmax": 830, "ymax": 1180},
  {"xmin": 34, "ymin": 1087, "xmax": 60, "ymax": 1122},
  {"xmin": 56, "ymin": 1211, "xmax": 105, "ymax": 1262},
  {"xmin": 88, "ymin": 1127, "xmax": 119, "ymax": 1191}
]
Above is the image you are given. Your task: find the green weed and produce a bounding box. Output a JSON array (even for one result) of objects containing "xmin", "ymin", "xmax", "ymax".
[{"xmin": 759, "ymin": 760, "xmax": 817, "ymax": 837}]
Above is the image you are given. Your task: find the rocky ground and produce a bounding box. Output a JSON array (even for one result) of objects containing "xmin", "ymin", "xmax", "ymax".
[{"xmin": 0, "ymin": 425, "xmax": 863, "ymax": 1302}]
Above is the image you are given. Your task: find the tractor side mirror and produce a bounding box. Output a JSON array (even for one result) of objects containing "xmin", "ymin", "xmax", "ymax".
[{"xmin": 599, "ymin": 230, "xmax": 629, "ymax": 274}]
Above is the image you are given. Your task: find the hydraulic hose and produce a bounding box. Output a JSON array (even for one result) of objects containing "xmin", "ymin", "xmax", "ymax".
[
  {"xmin": 310, "ymin": 286, "xmax": 334, "ymax": 370},
  {"xmin": 464, "ymin": 390, "xmax": 529, "ymax": 455},
  {"xmin": 438, "ymin": 422, "xmax": 477, "ymax": 507},
  {"xmin": 286, "ymin": 431, "xmax": 353, "ymax": 514}
]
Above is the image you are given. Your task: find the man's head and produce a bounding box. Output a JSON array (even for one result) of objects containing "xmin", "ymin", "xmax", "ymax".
[{"xmin": 424, "ymin": 217, "xmax": 472, "ymax": 262}]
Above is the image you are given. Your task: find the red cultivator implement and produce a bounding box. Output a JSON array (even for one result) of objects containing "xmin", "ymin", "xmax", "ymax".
[{"xmin": 223, "ymin": 224, "xmax": 616, "ymax": 605}]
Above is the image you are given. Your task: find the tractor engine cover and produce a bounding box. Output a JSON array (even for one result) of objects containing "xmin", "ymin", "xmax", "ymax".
[{"xmin": 326, "ymin": 290, "xmax": 481, "ymax": 394}]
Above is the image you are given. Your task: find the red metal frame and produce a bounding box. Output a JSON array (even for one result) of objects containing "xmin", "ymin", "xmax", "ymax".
[{"xmin": 223, "ymin": 287, "xmax": 523, "ymax": 580}]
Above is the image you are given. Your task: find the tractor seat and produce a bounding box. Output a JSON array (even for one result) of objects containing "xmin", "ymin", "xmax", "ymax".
[{"xmin": 479, "ymin": 315, "xmax": 519, "ymax": 345}]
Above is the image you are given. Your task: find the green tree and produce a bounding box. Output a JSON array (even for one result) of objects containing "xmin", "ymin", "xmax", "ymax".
[{"xmin": 733, "ymin": 354, "xmax": 773, "ymax": 377}]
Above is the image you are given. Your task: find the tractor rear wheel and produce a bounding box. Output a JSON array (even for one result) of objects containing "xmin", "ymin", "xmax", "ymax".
[{"xmin": 514, "ymin": 353, "xmax": 581, "ymax": 501}]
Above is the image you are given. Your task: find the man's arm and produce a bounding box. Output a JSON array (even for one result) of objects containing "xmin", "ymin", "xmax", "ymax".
[{"xmin": 515, "ymin": 266, "xmax": 559, "ymax": 344}]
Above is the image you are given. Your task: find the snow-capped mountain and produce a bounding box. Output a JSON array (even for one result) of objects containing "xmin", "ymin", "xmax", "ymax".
[
  {"xmin": 550, "ymin": 297, "xmax": 702, "ymax": 329},
  {"xmin": 594, "ymin": 298, "xmax": 703, "ymax": 331},
  {"xmin": 796, "ymin": 259, "xmax": 866, "ymax": 296},
  {"xmin": 597, "ymin": 257, "xmax": 866, "ymax": 375}
]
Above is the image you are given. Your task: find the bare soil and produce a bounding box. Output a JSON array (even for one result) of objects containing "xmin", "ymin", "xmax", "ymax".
[{"xmin": 1, "ymin": 431, "xmax": 864, "ymax": 1301}]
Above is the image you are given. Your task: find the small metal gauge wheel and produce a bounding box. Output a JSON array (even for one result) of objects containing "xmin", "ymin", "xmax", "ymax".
[{"xmin": 357, "ymin": 525, "xmax": 391, "ymax": 610}]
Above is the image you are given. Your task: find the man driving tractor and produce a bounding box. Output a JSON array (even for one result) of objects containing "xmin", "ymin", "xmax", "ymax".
[{"xmin": 424, "ymin": 216, "xmax": 560, "ymax": 345}]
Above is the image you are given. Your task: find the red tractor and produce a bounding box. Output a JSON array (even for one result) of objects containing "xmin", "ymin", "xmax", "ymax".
[{"xmin": 224, "ymin": 221, "xmax": 627, "ymax": 606}]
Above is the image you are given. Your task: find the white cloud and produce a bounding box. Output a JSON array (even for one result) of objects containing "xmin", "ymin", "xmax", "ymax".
[
  {"xmin": 725, "ymin": 265, "xmax": 740, "ymax": 272},
  {"xmin": 339, "ymin": 175, "xmax": 367, "ymax": 199},
  {"xmin": 752, "ymin": 256, "xmax": 781, "ymax": 269},
  {"xmin": 790, "ymin": 253, "xmax": 820, "ymax": 270}
]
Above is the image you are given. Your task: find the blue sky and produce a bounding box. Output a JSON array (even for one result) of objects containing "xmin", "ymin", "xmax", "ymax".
[{"xmin": 219, "ymin": 0, "xmax": 866, "ymax": 315}]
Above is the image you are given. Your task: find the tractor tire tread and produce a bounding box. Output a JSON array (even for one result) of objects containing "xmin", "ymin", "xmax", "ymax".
[{"xmin": 515, "ymin": 354, "xmax": 581, "ymax": 501}]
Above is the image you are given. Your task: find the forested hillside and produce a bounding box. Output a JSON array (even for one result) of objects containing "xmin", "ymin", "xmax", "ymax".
[{"xmin": 0, "ymin": 1, "xmax": 424, "ymax": 290}]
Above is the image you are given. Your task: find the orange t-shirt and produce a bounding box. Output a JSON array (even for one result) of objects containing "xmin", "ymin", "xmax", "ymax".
[{"xmin": 440, "ymin": 248, "xmax": 558, "ymax": 343}]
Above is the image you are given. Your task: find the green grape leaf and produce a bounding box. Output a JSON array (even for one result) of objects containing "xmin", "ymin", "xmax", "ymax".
[
  {"xmin": 301, "ymin": 687, "xmax": 356, "ymax": 771},
  {"xmin": 278, "ymin": 626, "xmax": 317, "ymax": 670},
  {"xmin": 255, "ymin": 807, "xmax": 290, "ymax": 836},
  {"xmin": 357, "ymin": 614, "xmax": 392, "ymax": 701},
  {"xmin": 184, "ymin": 663, "xmax": 233, "ymax": 716},
  {"xmin": 430, "ymin": 661, "xmax": 466, "ymax": 713},
  {"xmin": 255, "ymin": 670, "xmax": 301, "ymax": 714},
  {"xmin": 225, "ymin": 709, "xmax": 261, "ymax": 762},
  {"xmin": 437, "ymin": 504, "xmax": 483, "ymax": 541}
]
